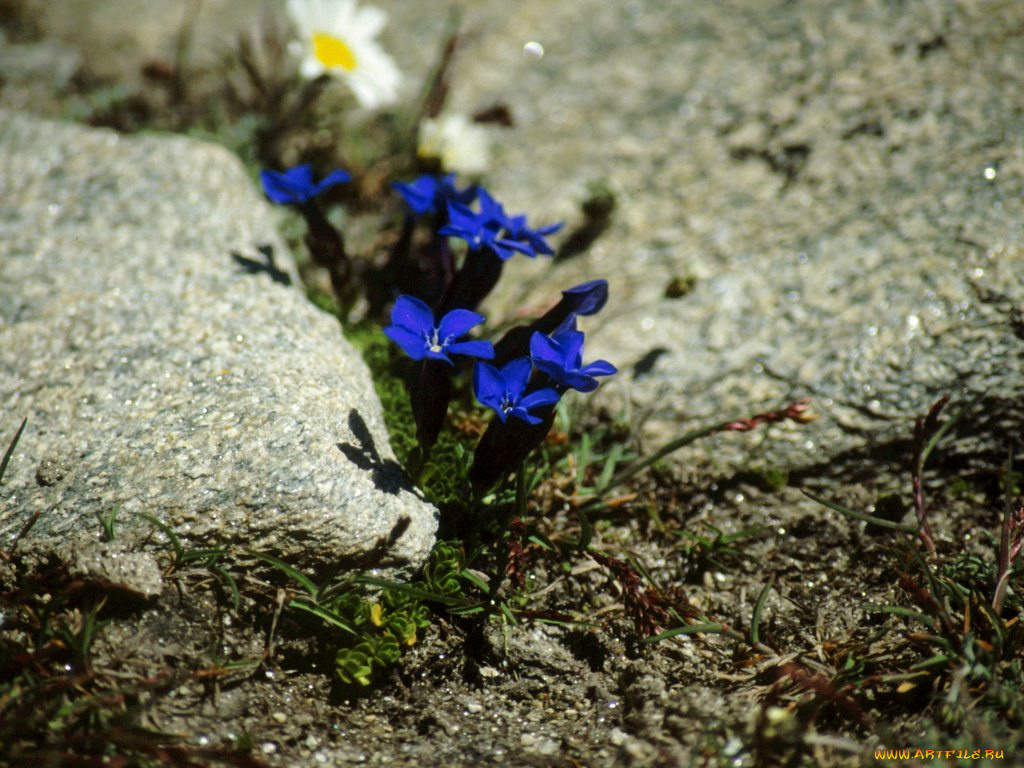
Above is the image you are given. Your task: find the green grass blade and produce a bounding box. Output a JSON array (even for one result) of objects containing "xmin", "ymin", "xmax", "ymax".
[
  {"xmin": 289, "ymin": 597, "xmax": 357, "ymax": 635},
  {"xmin": 644, "ymin": 621, "xmax": 727, "ymax": 644},
  {"xmin": 209, "ymin": 563, "xmax": 241, "ymax": 613},
  {"xmin": 246, "ymin": 551, "xmax": 320, "ymax": 596},
  {"xmin": 865, "ymin": 603, "xmax": 937, "ymax": 630},
  {"xmin": 750, "ymin": 579, "xmax": 774, "ymax": 645},
  {"xmin": 802, "ymin": 490, "xmax": 917, "ymax": 533},
  {"xmin": 134, "ymin": 512, "xmax": 185, "ymax": 565}
]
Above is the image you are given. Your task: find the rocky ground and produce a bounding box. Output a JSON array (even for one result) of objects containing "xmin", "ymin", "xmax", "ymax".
[{"xmin": 2, "ymin": 1, "xmax": 1023, "ymax": 766}]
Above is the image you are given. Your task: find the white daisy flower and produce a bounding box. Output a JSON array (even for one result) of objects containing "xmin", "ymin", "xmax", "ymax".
[
  {"xmin": 417, "ymin": 114, "xmax": 492, "ymax": 176},
  {"xmin": 286, "ymin": 0, "xmax": 402, "ymax": 109}
]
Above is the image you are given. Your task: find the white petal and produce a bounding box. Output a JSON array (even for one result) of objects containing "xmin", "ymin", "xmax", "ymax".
[
  {"xmin": 352, "ymin": 4, "xmax": 387, "ymax": 37},
  {"xmin": 345, "ymin": 43, "xmax": 402, "ymax": 107}
]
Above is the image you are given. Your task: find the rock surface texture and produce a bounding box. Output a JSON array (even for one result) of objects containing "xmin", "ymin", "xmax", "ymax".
[
  {"xmin": 428, "ymin": 0, "xmax": 1024, "ymax": 476},
  {"xmin": 0, "ymin": 109, "xmax": 436, "ymax": 572}
]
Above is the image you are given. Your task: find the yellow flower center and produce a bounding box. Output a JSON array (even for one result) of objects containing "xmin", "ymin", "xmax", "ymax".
[{"xmin": 312, "ymin": 32, "xmax": 357, "ymax": 72}]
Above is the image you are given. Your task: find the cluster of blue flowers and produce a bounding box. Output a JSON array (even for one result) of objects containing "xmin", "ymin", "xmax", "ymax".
[
  {"xmin": 386, "ymin": 175, "xmax": 615, "ymax": 489},
  {"xmin": 393, "ymin": 175, "xmax": 562, "ymax": 262},
  {"xmin": 261, "ymin": 164, "xmax": 616, "ymax": 491},
  {"xmin": 383, "ymin": 280, "xmax": 615, "ymax": 427}
]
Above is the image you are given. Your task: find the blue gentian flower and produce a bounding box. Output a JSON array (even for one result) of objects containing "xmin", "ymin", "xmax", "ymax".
[
  {"xmin": 392, "ymin": 173, "xmax": 476, "ymax": 216},
  {"xmin": 440, "ymin": 203, "xmax": 532, "ymax": 262},
  {"xmin": 474, "ymin": 358, "xmax": 560, "ymax": 425},
  {"xmin": 492, "ymin": 279, "xmax": 610, "ymax": 365},
  {"xmin": 559, "ymin": 279, "xmax": 609, "ymax": 317},
  {"xmin": 530, "ymin": 330, "xmax": 617, "ymax": 392},
  {"xmin": 440, "ymin": 187, "xmax": 562, "ymax": 261},
  {"xmin": 502, "ymin": 214, "xmax": 563, "ymax": 256},
  {"xmin": 384, "ymin": 295, "xmax": 494, "ymax": 364},
  {"xmin": 260, "ymin": 163, "xmax": 352, "ymax": 205}
]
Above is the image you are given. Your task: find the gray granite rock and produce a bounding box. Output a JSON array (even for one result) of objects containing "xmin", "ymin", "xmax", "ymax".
[
  {"xmin": 0, "ymin": 109, "xmax": 436, "ymax": 573},
  {"xmin": 426, "ymin": 0, "xmax": 1024, "ymax": 475}
]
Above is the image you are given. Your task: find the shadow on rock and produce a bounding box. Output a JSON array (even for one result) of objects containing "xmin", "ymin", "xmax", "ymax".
[
  {"xmin": 336, "ymin": 410, "xmax": 406, "ymax": 496},
  {"xmin": 231, "ymin": 244, "xmax": 292, "ymax": 286}
]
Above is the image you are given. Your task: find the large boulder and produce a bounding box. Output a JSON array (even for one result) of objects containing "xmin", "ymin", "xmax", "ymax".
[{"xmin": 0, "ymin": 109, "xmax": 436, "ymax": 573}]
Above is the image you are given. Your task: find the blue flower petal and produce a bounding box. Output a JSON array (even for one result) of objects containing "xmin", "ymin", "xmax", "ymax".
[
  {"xmin": 448, "ymin": 339, "xmax": 494, "ymax": 360},
  {"xmin": 313, "ymin": 168, "xmax": 353, "ymax": 195},
  {"xmin": 582, "ymin": 359, "xmax": 617, "ymax": 376},
  {"xmin": 260, "ymin": 164, "xmax": 350, "ymax": 205},
  {"xmin": 476, "ymin": 188, "xmax": 510, "ymax": 227},
  {"xmin": 508, "ymin": 406, "xmax": 542, "ymax": 425},
  {"xmin": 562, "ymin": 280, "xmax": 608, "ymax": 316},
  {"xmin": 494, "ymin": 237, "xmax": 538, "ymax": 259},
  {"xmin": 260, "ymin": 166, "xmax": 309, "ymax": 204},
  {"xmin": 393, "ymin": 176, "xmax": 440, "ymax": 215},
  {"xmin": 529, "ymin": 332, "xmax": 562, "ymax": 366},
  {"xmin": 559, "ymin": 372, "xmax": 600, "ymax": 393},
  {"xmin": 519, "ymin": 387, "xmax": 561, "ymax": 411},
  {"xmin": 438, "ymin": 308, "xmax": 485, "ymax": 339},
  {"xmin": 554, "ymin": 331, "xmax": 587, "ymax": 367},
  {"xmin": 389, "ymin": 295, "xmax": 435, "ymax": 334},
  {"xmin": 441, "ymin": 174, "xmax": 478, "ymax": 206},
  {"xmin": 384, "ymin": 326, "xmax": 427, "ymax": 361},
  {"xmin": 536, "ymin": 222, "xmax": 565, "ymax": 236},
  {"xmin": 473, "ymin": 362, "xmax": 507, "ymax": 414},
  {"xmin": 502, "ymin": 357, "xmax": 534, "ymax": 396}
]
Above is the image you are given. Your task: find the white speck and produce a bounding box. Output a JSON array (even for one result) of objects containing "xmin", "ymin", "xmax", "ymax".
[
  {"xmin": 972, "ymin": 267, "xmax": 985, "ymax": 278},
  {"xmin": 198, "ymin": 736, "xmax": 210, "ymax": 746},
  {"xmin": 261, "ymin": 742, "xmax": 277, "ymax": 755},
  {"xmin": 734, "ymin": 493, "xmax": 745, "ymax": 503},
  {"xmin": 640, "ymin": 317, "xmax": 654, "ymax": 331},
  {"xmin": 803, "ymin": 440, "xmax": 815, "ymax": 451},
  {"xmin": 523, "ymin": 41, "xmax": 544, "ymax": 59},
  {"xmin": 983, "ymin": 166, "xmax": 997, "ymax": 181},
  {"xmin": 867, "ymin": 326, "xmax": 878, "ymax": 337},
  {"xmin": 48, "ymin": 203, "xmax": 61, "ymax": 216},
  {"xmin": 906, "ymin": 314, "xmax": 920, "ymax": 331}
]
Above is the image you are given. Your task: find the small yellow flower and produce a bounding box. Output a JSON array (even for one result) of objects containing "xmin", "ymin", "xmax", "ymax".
[
  {"xmin": 417, "ymin": 114, "xmax": 492, "ymax": 176},
  {"xmin": 286, "ymin": 0, "xmax": 402, "ymax": 109}
]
